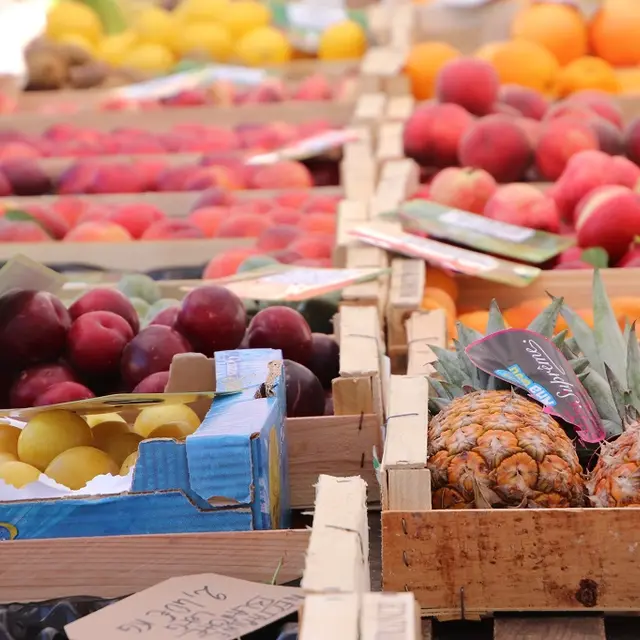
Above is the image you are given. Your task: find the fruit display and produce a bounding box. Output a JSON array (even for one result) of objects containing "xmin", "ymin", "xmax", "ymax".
[
  {"xmin": 405, "ymin": 0, "xmax": 640, "ymax": 100},
  {"xmin": 0, "ymin": 277, "xmax": 338, "ymax": 423}
]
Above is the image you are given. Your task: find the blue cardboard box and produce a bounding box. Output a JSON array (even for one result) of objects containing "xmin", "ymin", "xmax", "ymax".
[{"xmin": 0, "ymin": 348, "xmax": 289, "ymax": 541}]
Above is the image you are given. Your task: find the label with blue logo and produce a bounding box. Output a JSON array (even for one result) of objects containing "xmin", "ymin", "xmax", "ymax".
[{"xmin": 494, "ymin": 365, "xmax": 557, "ymax": 407}]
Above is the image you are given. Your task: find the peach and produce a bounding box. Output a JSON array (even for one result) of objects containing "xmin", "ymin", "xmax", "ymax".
[
  {"xmin": 68, "ymin": 310, "xmax": 134, "ymax": 377},
  {"xmin": 458, "ymin": 115, "xmax": 532, "ymax": 183},
  {"xmin": 155, "ymin": 165, "xmax": 195, "ymax": 191},
  {"xmin": 403, "ymin": 103, "xmax": 474, "ymax": 167},
  {"xmin": 141, "ymin": 219, "xmax": 205, "ymax": 240},
  {"xmin": 428, "ymin": 167, "xmax": 497, "ymax": 214},
  {"xmin": 0, "ymin": 220, "xmax": 51, "ymax": 242},
  {"xmin": 269, "ymin": 208, "xmax": 302, "ymax": 225},
  {"xmin": 0, "ymin": 170, "xmax": 11, "ymax": 196},
  {"xmin": 624, "ymin": 117, "xmax": 640, "ymax": 165},
  {"xmin": 190, "ymin": 187, "xmax": 235, "ymax": 211},
  {"xmin": 304, "ymin": 194, "xmax": 340, "ymax": 213},
  {"xmin": 550, "ymin": 149, "xmax": 617, "ymax": 221},
  {"xmin": 1, "ymin": 160, "xmax": 52, "ymax": 196},
  {"xmin": 435, "ymin": 58, "xmax": 499, "ymax": 116},
  {"xmin": 298, "ymin": 213, "xmax": 337, "ymax": 235},
  {"xmin": 64, "ymin": 221, "xmax": 133, "ymax": 242},
  {"xmin": 567, "ymin": 91, "xmax": 623, "ymax": 129},
  {"xmin": 275, "ymin": 191, "xmax": 311, "ymax": 208},
  {"xmin": 269, "ymin": 249, "xmax": 302, "ymax": 264},
  {"xmin": 203, "ymin": 247, "xmax": 261, "ymax": 279},
  {"xmin": 257, "ymin": 225, "xmax": 302, "ymax": 251},
  {"xmin": 109, "ymin": 204, "xmax": 165, "ymax": 239},
  {"xmin": 0, "ymin": 141, "xmax": 41, "ymax": 161},
  {"xmin": 230, "ymin": 200, "xmax": 273, "ymax": 215},
  {"xmin": 515, "ymin": 117, "xmax": 542, "ymax": 147},
  {"xmin": 57, "ymin": 162, "xmax": 100, "ymax": 195},
  {"xmin": 588, "ymin": 117, "xmax": 623, "ymax": 155},
  {"xmin": 243, "ymin": 80, "xmax": 287, "ymax": 104},
  {"xmin": 288, "ymin": 235, "xmax": 333, "ymax": 260},
  {"xmin": 25, "ymin": 205, "xmax": 70, "ymax": 240},
  {"xmin": 216, "ymin": 214, "xmax": 271, "ymax": 238},
  {"xmin": 576, "ymin": 185, "xmax": 640, "ymax": 261},
  {"xmin": 544, "ymin": 102, "xmax": 596, "ymax": 123},
  {"xmin": 535, "ymin": 118, "xmax": 599, "ymax": 181},
  {"xmin": 249, "ymin": 161, "xmax": 313, "ymax": 190},
  {"xmin": 10, "ymin": 363, "xmax": 78, "ymax": 408},
  {"xmin": 134, "ymin": 160, "xmax": 169, "ymax": 191},
  {"xmin": 89, "ymin": 165, "xmax": 146, "ymax": 194},
  {"xmin": 69, "ymin": 288, "xmax": 140, "ymax": 334},
  {"xmin": 188, "ymin": 206, "xmax": 228, "ymax": 238},
  {"xmin": 490, "ymin": 103, "xmax": 521, "ymax": 118},
  {"xmin": 484, "ymin": 183, "xmax": 560, "ymax": 233},
  {"xmin": 34, "ymin": 381, "xmax": 95, "ymax": 406},
  {"xmin": 611, "ymin": 155, "xmax": 640, "ymax": 189},
  {"xmin": 182, "ymin": 166, "xmax": 240, "ymax": 191},
  {"xmin": 498, "ymin": 85, "xmax": 548, "ymax": 120},
  {"xmin": 293, "ymin": 74, "xmax": 332, "ymax": 101},
  {"xmin": 49, "ymin": 197, "xmax": 88, "ymax": 227}
]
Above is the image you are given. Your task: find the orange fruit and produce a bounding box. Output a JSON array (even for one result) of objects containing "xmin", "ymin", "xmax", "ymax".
[
  {"xmin": 504, "ymin": 298, "xmax": 549, "ymax": 329},
  {"xmin": 425, "ymin": 266, "xmax": 459, "ymax": 302},
  {"xmin": 555, "ymin": 56, "xmax": 620, "ymax": 98},
  {"xmin": 421, "ymin": 287, "xmax": 457, "ymax": 318},
  {"xmin": 488, "ymin": 40, "xmax": 559, "ymax": 94},
  {"xmin": 611, "ymin": 297, "xmax": 640, "ymax": 324},
  {"xmin": 404, "ymin": 42, "xmax": 461, "ymax": 101},
  {"xmin": 511, "ymin": 2, "xmax": 588, "ymax": 66},
  {"xmin": 589, "ymin": 0, "xmax": 640, "ymax": 67},
  {"xmin": 474, "ymin": 41, "xmax": 505, "ymax": 64},
  {"xmin": 456, "ymin": 311, "xmax": 492, "ymax": 334}
]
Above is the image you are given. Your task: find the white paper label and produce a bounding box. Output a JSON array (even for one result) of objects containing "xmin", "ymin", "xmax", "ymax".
[
  {"xmin": 286, "ymin": 1, "xmax": 347, "ymax": 30},
  {"xmin": 438, "ymin": 210, "xmax": 536, "ymax": 243}
]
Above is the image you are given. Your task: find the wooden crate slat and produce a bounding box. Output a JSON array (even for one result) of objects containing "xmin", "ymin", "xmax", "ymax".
[{"xmin": 494, "ymin": 617, "xmax": 606, "ymax": 640}]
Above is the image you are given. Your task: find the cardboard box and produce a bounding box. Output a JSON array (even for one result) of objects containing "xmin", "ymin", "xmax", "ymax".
[{"xmin": 0, "ymin": 348, "xmax": 288, "ymax": 540}]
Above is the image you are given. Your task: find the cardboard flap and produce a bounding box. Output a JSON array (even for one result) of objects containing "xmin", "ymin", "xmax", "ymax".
[{"xmin": 0, "ymin": 253, "xmax": 65, "ymax": 297}]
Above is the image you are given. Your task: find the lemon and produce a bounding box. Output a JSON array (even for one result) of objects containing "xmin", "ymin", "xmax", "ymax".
[
  {"xmin": 94, "ymin": 431, "xmax": 143, "ymax": 466},
  {"xmin": 134, "ymin": 404, "xmax": 200, "ymax": 438},
  {"xmin": 45, "ymin": 446, "xmax": 119, "ymax": 490},
  {"xmin": 133, "ymin": 6, "xmax": 175, "ymax": 47},
  {"xmin": 91, "ymin": 420, "xmax": 132, "ymax": 444},
  {"xmin": 0, "ymin": 453, "xmax": 17, "ymax": 466},
  {"xmin": 0, "ymin": 424, "xmax": 20, "ymax": 457},
  {"xmin": 318, "ymin": 20, "xmax": 367, "ymax": 60},
  {"xmin": 18, "ymin": 410, "xmax": 92, "ymax": 472},
  {"xmin": 220, "ymin": 0, "xmax": 271, "ymax": 39},
  {"xmin": 123, "ymin": 43, "xmax": 175, "ymax": 74},
  {"xmin": 57, "ymin": 32, "xmax": 96, "ymax": 53},
  {"xmin": 172, "ymin": 22, "xmax": 233, "ymax": 60},
  {"xmin": 234, "ymin": 26, "xmax": 292, "ymax": 66},
  {"xmin": 120, "ymin": 451, "xmax": 138, "ymax": 476},
  {"xmin": 0, "ymin": 461, "xmax": 42, "ymax": 489},
  {"xmin": 176, "ymin": 0, "xmax": 230, "ymax": 23},
  {"xmin": 97, "ymin": 31, "xmax": 138, "ymax": 66},
  {"xmin": 46, "ymin": 0, "xmax": 103, "ymax": 44},
  {"xmin": 147, "ymin": 422, "xmax": 194, "ymax": 440}
]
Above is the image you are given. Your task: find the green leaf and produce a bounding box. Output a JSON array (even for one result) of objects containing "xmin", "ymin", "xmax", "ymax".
[
  {"xmin": 569, "ymin": 357, "xmax": 590, "ymax": 375},
  {"xmin": 604, "ymin": 363, "xmax": 630, "ymax": 424},
  {"xmin": 430, "ymin": 345, "xmax": 471, "ymax": 388},
  {"xmin": 528, "ymin": 295, "xmax": 564, "ymax": 338},
  {"xmin": 429, "ymin": 378, "xmax": 453, "ymax": 400},
  {"xmin": 486, "ymin": 299, "xmax": 506, "ymax": 335},
  {"xmin": 579, "ymin": 369, "xmax": 621, "ymax": 427},
  {"xmin": 454, "ymin": 322, "xmax": 483, "ymax": 349},
  {"xmin": 580, "ymin": 247, "xmax": 609, "ymax": 269},
  {"xmin": 560, "ymin": 305, "xmax": 603, "ymax": 376},
  {"xmin": 552, "ymin": 329, "xmax": 569, "ymax": 349},
  {"xmin": 452, "ymin": 338, "xmax": 478, "ymax": 388},
  {"xmin": 3, "ymin": 210, "xmax": 52, "ymax": 237},
  {"xmin": 592, "ymin": 269, "xmax": 627, "ymax": 382}
]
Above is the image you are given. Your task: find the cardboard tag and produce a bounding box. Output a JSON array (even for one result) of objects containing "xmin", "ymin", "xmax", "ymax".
[
  {"xmin": 351, "ymin": 221, "xmax": 541, "ymax": 287},
  {"xmin": 0, "ymin": 253, "xmax": 66, "ymax": 297},
  {"xmin": 65, "ymin": 573, "xmax": 305, "ymax": 640},
  {"xmin": 211, "ymin": 265, "xmax": 389, "ymax": 301},
  {"xmin": 246, "ymin": 129, "xmax": 361, "ymax": 165},
  {"xmin": 399, "ymin": 200, "xmax": 575, "ymax": 263}
]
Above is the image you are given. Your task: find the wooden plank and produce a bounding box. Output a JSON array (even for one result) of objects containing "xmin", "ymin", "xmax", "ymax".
[
  {"xmin": 300, "ymin": 593, "xmax": 360, "ymax": 639},
  {"xmin": 287, "ymin": 414, "xmax": 381, "ymax": 508},
  {"xmin": 334, "ymin": 199, "xmax": 370, "ymax": 267},
  {"xmin": 342, "ymin": 246, "xmax": 389, "ymax": 316},
  {"xmin": 360, "ymin": 593, "xmax": 422, "ymax": 640},
  {"xmin": 376, "ymin": 122, "xmax": 405, "ymax": 163},
  {"xmin": 352, "ymin": 93, "xmax": 387, "ymax": 127},
  {"xmin": 301, "ymin": 475, "xmax": 370, "ymax": 594},
  {"xmin": 381, "ymin": 509, "xmax": 640, "ymax": 616},
  {"xmin": 406, "ymin": 310, "xmax": 448, "ymax": 376},
  {"xmin": 494, "ymin": 617, "xmax": 606, "ymax": 640},
  {"xmin": 0, "ymin": 528, "xmax": 309, "ymax": 602},
  {"xmin": 386, "ymin": 258, "xmax": 425, "ymax": 353},
  {"xmin": 386, "ymin": 96, "xmax": 415, "ymax": 122}
]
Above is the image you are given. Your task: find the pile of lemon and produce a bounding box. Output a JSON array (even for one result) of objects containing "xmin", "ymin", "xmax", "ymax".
[
  {"xmin": 45, "ymin": 0, "xmax": 367, "ymax": 74},
  {"xmin": 0, "ymin": 403, "xmax": 201, "ymax": 491}
]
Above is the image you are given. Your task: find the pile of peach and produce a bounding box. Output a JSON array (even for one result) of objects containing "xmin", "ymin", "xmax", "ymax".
[
  {"xmin": 0, "ymin": 189, "xmax": 338, "ymax": 258},
  {"xmin": 0, "ymin": 119, "xmax": 333, "ymax": 159}
]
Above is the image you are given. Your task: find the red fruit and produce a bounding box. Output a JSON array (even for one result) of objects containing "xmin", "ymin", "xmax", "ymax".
[
  {"xmin": 484, "ymin": 184, "xmax": 560, "ymax": 233},
  {"xmin": 132, "ymin": 371, "xmax": 170, "ymax": 393},
  {"xmin": 120, "ymin": 325, "xmax": 193, "ymax": 389},
  {"xmin": 149, "ymin": 305, "xmax": 180, "ymax": 328},
  {"xmin": 67, "ymin": 310, "xmax": 134, "ymax": 376},
  {"xmin": 9, "ymin": 363, "xmax": 77, "ymax": 408},
  {"xmin": 189, "ymin": 187, "xmax": 236, "ymax": 211},
  {"xmin": 257, "ymin": 225, "xmax": 302, "ymax": 251},
  {"xmin": 1, "ymin": 160, "xmax": 52, "ymax": 196},
  {"xmin": 458, "ymin": 115, "xmax": 532, "ymax": 183},
  {"xmin": 25, "ymin": 205, "xmax": 70, "ymax": 240},
  {"xmin": 0, "ymin": 170, "xmax": 11, "ymax": 196},
  {"xmin": 141, "ymin": 219, "xmax": 205, "ymax": 240},
  {"xmin": 176, "ymin": 285, "xmax": 246, "ymax": 355},
  {"xmin": 567, "ymin": 91, "xmax": 623, "ymax": 129},
  {"xmin": 498, "ymin": 85, "xmax": 549, "ymax": 120},
  {"xmin": 288, "ymin": 235, "xmax": 333, "ymax": 260},
  {"xmin": 0, "ymin": 290, "xmax": 71, "ymax": 368},
  {"xmin": 247, "ymin": 306, "xmax": 312, "ymax": 365},
  {"xmin": 34, "ymin": 381, "xmax": 95, "ymax": 406},
  {"xmin": 306, "ymin": 333, "xmax": 339, "ymax": 390},
  {"xmin": 283, "ymin": 359, "xmax": 325, "ymax": 417},
  {"xmin": 203, "ymin": 248, "xmax": 260, "ymax": 279},
  {"xmin": 435, "ymin": 58, "xmax": 499, "ymax": 116},
  {"xmin": 428, "ymin": 167, "xmax": 497, "ymax": 214},
  {"xmin": 109, "ymin": 204, "xmax": 165, "ymax": 239},
  {"xmin": 217, "ymin": 214, "xmax": 271, "ymax": 238},
  {"xmin": 588, "ymin": 117, "xmax": 623, "ymax": 155},
  {"xmin": 188, "ymin": 206, "xmax": 228, "ymax": 237},
  {"xmin": 69, "ymin": 287, "xmax": 140, "ymax": 333}
]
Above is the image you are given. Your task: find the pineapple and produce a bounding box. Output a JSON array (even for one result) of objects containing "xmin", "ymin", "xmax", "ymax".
[{"xmin": 427, "ymin": 298, "xmax": 586, "ymax": 509}]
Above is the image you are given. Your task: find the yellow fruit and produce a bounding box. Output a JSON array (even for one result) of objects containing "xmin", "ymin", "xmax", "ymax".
[
  {"xmin": 176, "ymin": 0, "xmax": 230, "ymax": 23},
  {"xmin": 123, "ymin": 43, "xmax": 175, "ymax": 74},
  {"xmin": 97, "ymin": 31, "xmax": 138, "ymax": 66},
  {"xmin": 18, "ymin": 410, "xmax": 92, "ymax": 472},
  {"xmin": 147, "ymin": 422, "xmax": 194, "ymax": 440},
  {"xmin": 57, "ymin": 32, "xmax": 96, "ymax": 53},
  {"xmin": 120, "ymin": 451, "xmax": 138, "ymax": 476},
  {"xmin": 47, "ymin": 1, "xmax": 103, "ymax": 44},
  {"xmin": 0, "ymin": 453, "xmax": 17, "ymax": 466},
  {"xmin": 0, "ymin": 425, "xmax": 21, "ymax": 457},
  {"xmin": 219, "ymin": 0, "xmax": 271, "ymax": 39},
  {"xmin": 91, "ymin": 420, "xmax": 131, "ymax": 444},
  {"xmin": 234, "ymin": 26, "xmax": 292, "ymax": 66},
  {"xmin": 46, "ymin": 446, "xmax": 119, "ymax": 490},
  {"xmin": 133, "ymin": 404, "xmax": 200, "ymax": 438},
  {"xmin": 318, "ymin": 20, "xmax": 366, "ymax": 61},
  {"xmin": 172, "ymin": 22, "xmax": 233, "ymax": 60},
  {"xmin": 0, "ymin": 461, "xmax": 42, "ymax": 489},
  {"xmin": 94, "ymin": 432, "xmax": 143, "ymax": 466},
  {"xmin": 85, "ymin": 412, "xmax": 127, "ymax": 428},
  {"xmin": 134, "ymin": 6, "xmax": 175, "ymax": 47}
]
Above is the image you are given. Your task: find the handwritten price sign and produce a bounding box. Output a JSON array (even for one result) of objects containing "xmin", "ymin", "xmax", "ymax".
[{"xmin": 66, "ymin": 574, "xmax": 304, "ymax": 640}]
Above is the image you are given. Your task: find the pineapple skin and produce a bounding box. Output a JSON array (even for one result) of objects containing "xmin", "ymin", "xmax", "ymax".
[{"xmin": 428, "ymin": 390, "xmax": 586, "ymax": 509}]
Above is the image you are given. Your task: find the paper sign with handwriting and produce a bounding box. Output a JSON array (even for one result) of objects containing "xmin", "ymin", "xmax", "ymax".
[
  {"xmin": 465, "ymin": 329, "xmax": 605, "ymax": 443},
  {"xmin": 65, "ymin": 573, "xmax": 305, "ymax": 640}
]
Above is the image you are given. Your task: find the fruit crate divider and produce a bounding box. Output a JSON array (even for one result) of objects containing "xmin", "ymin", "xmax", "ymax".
[
  {"xmin": 341, "ymin": 245, "xmax": 390, "ymax": 317},
  {"xmin": 376, "ymin": 122, "xmax": 405, "ymax": 165},
  {"xmin": 385, "ymin": 96, "xmax": 415, "ymax": 123},
  {"xmin": 405, "ymin": 310, "xmax": 448, "ymax": 377},
  {"xmin": 357, "ymin": 46, "xmax": 410, "ymax": 96}
]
